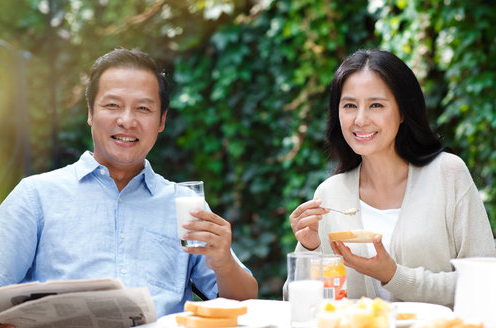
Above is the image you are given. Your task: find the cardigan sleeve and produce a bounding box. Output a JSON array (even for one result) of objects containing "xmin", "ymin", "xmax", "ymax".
[
  {"xmin": 295, "ymin": 242, "xmax": 323, "ymax": 253},
  {"xmin": 384, "ymin": 265, "xmax": 457, "ymax": 306},
  {"xmin": 452, "ymin": 179, "xmax": 496, "ymax": 259}
]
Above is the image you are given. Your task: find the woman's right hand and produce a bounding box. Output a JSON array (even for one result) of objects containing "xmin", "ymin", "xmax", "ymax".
[{"xmin": 289, "ymin": 198, "xmax": 329, "ymax": 250}]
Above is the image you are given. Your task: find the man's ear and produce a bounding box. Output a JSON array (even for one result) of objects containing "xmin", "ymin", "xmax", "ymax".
[
  {"xmin": 158, "ymin": 110, "xmax": 167, "ymax": 132},
  {"xmin": 87, "ymin": 106, "xmax": 93, "ymax": 126}
]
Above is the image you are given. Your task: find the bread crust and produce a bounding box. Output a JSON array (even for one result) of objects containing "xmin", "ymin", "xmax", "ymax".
[
  {"xmin": 328, "ymin": 229, "xmax": 381, "ymax": 243},
  {"xmin": 175, "ymin": 312, "xmax": 238, "ymax": 328},
  {"xmin": 184, "ymin": 298, "xmax": 248, "ymax": 317},
  {"xmin": 177, "ymin": 298, "xmax": 248, "ymax": 327}
]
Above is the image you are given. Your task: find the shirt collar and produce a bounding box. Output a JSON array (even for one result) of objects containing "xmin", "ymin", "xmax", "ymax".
[
  {"xmin": 75, "ymin": 151, "xmax": 100, "ymax": 180},
  {"xmin": 142, "ymin": 159, "xmax": 158, "ymax": 195},
  {"xmin": 75, "ymin": 151, "xmax": 158, "ymax": 195}
]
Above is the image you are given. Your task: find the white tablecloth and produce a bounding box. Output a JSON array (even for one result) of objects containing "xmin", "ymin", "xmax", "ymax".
[
  {"xmin": 138, "ymin": 299, "xmax": 459, "ymax": 328},
  {"xmin": 139, "ymin": 299, "xmax": 290, "ymax": 328}
]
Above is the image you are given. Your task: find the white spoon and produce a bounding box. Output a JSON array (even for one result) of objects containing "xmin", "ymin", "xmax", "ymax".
[{"xmin": 321, "ymin": 207, "xmax": 359, "ymax": 216}]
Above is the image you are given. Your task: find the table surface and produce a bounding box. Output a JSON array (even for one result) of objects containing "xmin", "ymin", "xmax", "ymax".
[
  {"xmin": 140, "ymin": 299, "xmax": 290, "ymax": 327},
  {"xmin": 139, "ymin": 299, "xmax": 457, "ymax": 328}
]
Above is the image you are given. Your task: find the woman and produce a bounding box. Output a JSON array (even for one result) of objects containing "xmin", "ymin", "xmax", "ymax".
[{"xmin": 289, "ymin": 49, "xmax": 496, "ymax": 307}]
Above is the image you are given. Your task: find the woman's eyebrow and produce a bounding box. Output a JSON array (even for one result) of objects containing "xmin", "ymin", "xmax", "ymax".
[{"xmin": 340, "ymin": 96, "xmax": 390, "ymax": 101}]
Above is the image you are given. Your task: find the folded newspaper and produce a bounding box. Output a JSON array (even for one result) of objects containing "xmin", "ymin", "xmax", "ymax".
[{"xmin": 0, "ymin": 278, "xmax": 156, "ymax": 328}]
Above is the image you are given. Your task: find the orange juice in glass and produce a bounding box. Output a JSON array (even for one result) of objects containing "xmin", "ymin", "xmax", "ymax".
[{"xmin": 322, "ymin": 254, "xmax": 347, "ymax": 300}]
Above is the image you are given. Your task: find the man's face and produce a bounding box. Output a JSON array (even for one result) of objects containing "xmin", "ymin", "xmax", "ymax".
[{"xmin": 87, "ymin": 67, "xmax": 165, "ymax": 173}]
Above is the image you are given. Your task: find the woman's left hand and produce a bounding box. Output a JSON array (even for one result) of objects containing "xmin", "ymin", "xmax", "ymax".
[{"xmin": 331, "ymin": 235, "xmax": 397, "ymax": 284}]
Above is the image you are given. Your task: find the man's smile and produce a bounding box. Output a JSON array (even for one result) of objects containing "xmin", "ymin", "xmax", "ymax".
[{"xmin": 112, "ymin": 135, "xmax": 139, "ymax": 143}]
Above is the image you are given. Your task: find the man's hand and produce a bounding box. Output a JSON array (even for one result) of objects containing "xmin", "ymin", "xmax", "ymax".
[
  {"xmin": 181, "ymin": 209, "xmax": 258, "ymax": 300},
  {"xmin": 289, "ymin": 199, "xmax": 329, "ymax": 250},
  {"xmin": 181, "ymin": 209, "xmax": 234, "ymax": 271},
  {"xmin": 331, "ymin": 235, "xmax": 397, "ymax": 284},
  {"xmin": 0, "ymin": 324, "xmax": 15, "ymax": 328}
]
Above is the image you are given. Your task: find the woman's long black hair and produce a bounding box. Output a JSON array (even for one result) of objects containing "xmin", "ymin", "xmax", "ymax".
[{"xmin": 326, "ymin": 49, "xmax": 445, "ymax": 173}]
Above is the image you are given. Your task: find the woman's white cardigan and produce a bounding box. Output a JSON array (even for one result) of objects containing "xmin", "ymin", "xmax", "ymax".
[{"xmin": 296, "ymin": 152, "xmax": 496, "ymax": 307}]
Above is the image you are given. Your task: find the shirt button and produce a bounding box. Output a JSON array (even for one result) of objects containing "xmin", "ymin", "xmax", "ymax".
[
  {"xmin": 118, "ymin": 198, "xmax": 122, "ymax": 202},
  {"xmin": 120, "ymin": 233, "xmax": 125, "ymax": 239},
  {"xmin": 121, "ymin": 269, "xmax": 126, "ymax": 274},
  {"xmin": 99, "ymin": 169, "xmax": 105, "ymax": 175}
]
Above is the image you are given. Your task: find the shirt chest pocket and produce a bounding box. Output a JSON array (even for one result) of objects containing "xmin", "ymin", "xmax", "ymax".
[{"xmin": 137, "ymin": 230, "xmax": 189, "ymax": 294}]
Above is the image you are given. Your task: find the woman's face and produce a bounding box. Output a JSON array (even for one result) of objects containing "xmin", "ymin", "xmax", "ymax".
[{"xmin": 338, "ymin": 70, "xmax": 403, "ymax": 160}]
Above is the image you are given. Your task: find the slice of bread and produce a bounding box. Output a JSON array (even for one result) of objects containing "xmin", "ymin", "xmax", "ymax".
[
  {"xmin": 184, "ymin": 298, "xmax": 248, "ymax": 318},
  {"xmin": 328, "ymin": 229, "xmax": 381, "ymax": 243},
  {"xmin": 175, "ymin": 312, "xmax": 238, "ymax": 328}
]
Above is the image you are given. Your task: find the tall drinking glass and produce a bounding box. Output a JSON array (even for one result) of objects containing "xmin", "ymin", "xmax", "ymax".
[
  {"xmin": 174, "ymin": 181, "xmax": 206, "ymax": 247},
  {"xmin": 286, "ymin": 252, "xmax": 324, "ymax": 328}
]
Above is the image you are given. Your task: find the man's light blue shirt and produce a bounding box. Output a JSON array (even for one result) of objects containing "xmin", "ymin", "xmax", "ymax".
[{"xmin": 0, "ymin": 151, "xmax": 249, "ymax": 317}]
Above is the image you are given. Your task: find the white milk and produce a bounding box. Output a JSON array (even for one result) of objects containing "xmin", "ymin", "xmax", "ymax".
[
  {"xmin": 175, "ymin": 196, "xmax": 205, "ymax": 240},
  {"xmin": 288, "ymin": 280, "xmax": 324, "ymax": 327}
]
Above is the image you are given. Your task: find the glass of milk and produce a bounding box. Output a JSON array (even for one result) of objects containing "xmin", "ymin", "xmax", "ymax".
[
  {"xmin": 287, "ymin": 252, "xmax": 324, "ymax": 328},
  {"xmin": 174, "ymin": 181, "xmax": 206, "ymax": 247}
]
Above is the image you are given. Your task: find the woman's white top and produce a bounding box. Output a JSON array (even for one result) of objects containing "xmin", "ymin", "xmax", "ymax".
[{"xmin": 360, "ymin": 200, "xmax": 400, "ymax": 300}]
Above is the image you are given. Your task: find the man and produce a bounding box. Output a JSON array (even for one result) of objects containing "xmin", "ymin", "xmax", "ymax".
[{"xmin": 0, "ymin": 48, "xmax": 258, "ymax": 323}]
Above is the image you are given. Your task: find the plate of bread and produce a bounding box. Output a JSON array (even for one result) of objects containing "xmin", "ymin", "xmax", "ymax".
[
  {"xmin": 158, "ymin": 298, "xmax": 290, "ymax": 327},
  {"xmin": 394, "ymin": 302, "xmax": 453, "ymax": 328}
]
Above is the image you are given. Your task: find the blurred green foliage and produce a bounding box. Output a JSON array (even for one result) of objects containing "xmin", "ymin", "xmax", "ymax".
[
  {"xmin": 373, "ymin": 0, "xmax": 496, "ymax": 230},
  {"xmin": 0, "ymin": 0, "xmax": 495, "ymax": 299}
]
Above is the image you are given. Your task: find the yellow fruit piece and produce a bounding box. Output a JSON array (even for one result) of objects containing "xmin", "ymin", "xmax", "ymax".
[
  {"xmin": 325, "ymin": 302, "xmax": 336, "ymax": 312},
  {"xmin": 372, "ymin": 298, "xmax": 389, "ymax": 313},
  {"xmin": 323, "ymin": 264, "xmax": 346, "ymax": 277}
]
